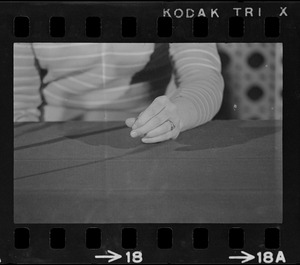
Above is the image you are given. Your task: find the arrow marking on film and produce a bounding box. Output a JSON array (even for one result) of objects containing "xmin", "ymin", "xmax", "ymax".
[
  {"xmin": 95, "ymin": 250, "xmax": 122, "ymax": 263},
  {"xmin": 229, "ymin": 251, "xmax": 255, "ymax": 263}
]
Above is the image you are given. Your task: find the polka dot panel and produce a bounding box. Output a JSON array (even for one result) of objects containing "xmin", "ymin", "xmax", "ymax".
[
  {"xmin": 275, "ymin": 43, "xmax": 283, "ymax": 120},
  {"xmin": 217, "ymin": 43, "xmax": 282, "ymax": 120}
]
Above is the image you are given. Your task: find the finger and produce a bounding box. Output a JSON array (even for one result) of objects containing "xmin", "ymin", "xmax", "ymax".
[
  {"xmin": 125, "ymin": 117, "xmax": 136, "ymax": 128},
  {"xmin": 131, "ymin": 111, "xmax": 144, "ymax": 128},
  {"xmin": 141, "ymin": 131, "xmax": 174, "ymax": 144},
  {"xmin": 144, "ymin": 120, "xmax": 172, "ymax": 138},
  {"xmin": 130, "ymin": 109, "xmax": 169, "ymax": 138},
  {"xmin": 132, "ymin": 96, "xmax": 168, "ymax": 130}
]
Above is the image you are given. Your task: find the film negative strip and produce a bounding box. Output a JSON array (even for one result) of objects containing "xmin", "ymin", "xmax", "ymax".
[{"xmin": 0, "ymin": 0, "xmax": 299, "ymax": 264}]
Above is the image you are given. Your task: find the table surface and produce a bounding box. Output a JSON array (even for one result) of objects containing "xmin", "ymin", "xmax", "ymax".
[{"xmin": 14, "ymin": 120, "xmax": 282, "ymax": 223}]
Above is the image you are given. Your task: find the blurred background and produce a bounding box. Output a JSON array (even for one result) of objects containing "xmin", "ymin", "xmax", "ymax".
[{"xmin": 214, "ymin": 43, "xmax": 282, "ymax": 120}]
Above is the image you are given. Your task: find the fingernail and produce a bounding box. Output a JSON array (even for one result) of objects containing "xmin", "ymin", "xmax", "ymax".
[{"xmin": 131, "ymin": 131, "xmax": 137, "ymax": 138}]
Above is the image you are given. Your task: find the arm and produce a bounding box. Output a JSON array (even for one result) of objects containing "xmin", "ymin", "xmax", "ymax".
[
  {"xmin": 168, "ymin": 43, "xmax": 224, "ymax": 131},
  {"xmin": 14, "ymin": 43, "xmax": 42, "ymax": 122},
  {"xmin": 125, "ymin": 43, "xmax": 224, "ymax": 143}
]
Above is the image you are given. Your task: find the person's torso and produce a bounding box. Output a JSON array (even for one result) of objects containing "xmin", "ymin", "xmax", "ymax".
[{"xmin": 33, "ymin": 43, "xmax": 173, "ymax": 111}]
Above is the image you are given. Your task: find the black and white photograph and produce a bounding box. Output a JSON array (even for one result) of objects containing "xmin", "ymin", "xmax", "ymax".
[{"xmin": 13, "ymin": 42, "xmax": 282, "ymax": 224}]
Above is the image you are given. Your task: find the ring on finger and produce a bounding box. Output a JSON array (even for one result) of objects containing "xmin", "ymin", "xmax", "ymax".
[{"xmin": 167, "ymin": 119, "xmax": 176, "ymax": 131}]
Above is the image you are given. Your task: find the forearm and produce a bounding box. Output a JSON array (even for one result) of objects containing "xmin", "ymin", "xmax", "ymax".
[{"xmin": 169, "ymin": 43, "xmax": 224, "ymax": 130}]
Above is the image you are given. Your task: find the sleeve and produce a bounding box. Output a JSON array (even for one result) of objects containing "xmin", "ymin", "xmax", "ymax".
[
  {"xmin": 14, "ymin": 43, "xmax": 42, "ymax": 122},
  {"xmin": 169, "ymin": 43, "xmax": 224, "ymax": 127}
]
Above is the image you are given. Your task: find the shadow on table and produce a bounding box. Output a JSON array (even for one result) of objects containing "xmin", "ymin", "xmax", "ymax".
[
  {"xmin": 14, "ymin": 123, "xmax": 142, "ymax": 151},
  {"xmin": 14, "ymin": 114, "xmax": 85, "ymax": 138},
  {"xmin": 14, "ymin": 122, "xmax": 31, "ymax": 128},
  {"xmin": 61, "ymin": 122, "xmax": 160, "ymax": 157},
  {"xmin": 14, "ymin": 122, "xmax": 56, "ymax": 138},
  {"xmin": 64, "ymin": 124, "xmax": 143, "ymax": 149},
  {"xmin": 14, "ymin": 123, "xmax": 158, "ymax": 180},
  {"xmin": 14, "ymin": 120, "xmax": 281, "ymax": 153},
  {"xmin": 175, "ymin": 121, "xmax": 282, "ymax": 151},
  {"xmin": 14, "ymin": 140, "xmax": 157, "ymax": 181}
]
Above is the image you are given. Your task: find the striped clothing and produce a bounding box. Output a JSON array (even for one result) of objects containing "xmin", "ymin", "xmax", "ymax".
[{"xmin": 14, "ymin": 43, "xmax": 224, "ymax": 125}]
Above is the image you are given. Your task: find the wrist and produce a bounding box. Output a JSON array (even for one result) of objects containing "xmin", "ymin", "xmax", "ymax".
[{"xmin": 172, "ymin": 96, "xmax": 199, "ymax": 132}]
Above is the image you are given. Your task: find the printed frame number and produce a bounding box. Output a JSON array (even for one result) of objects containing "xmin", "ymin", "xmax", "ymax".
[
  {"xmin": 257, "ymin": 251, "xmax": 286, "ymax": 264},
  {"xmin": 126, "ymin": 251, "xmax": 143, "ymax": 263}
]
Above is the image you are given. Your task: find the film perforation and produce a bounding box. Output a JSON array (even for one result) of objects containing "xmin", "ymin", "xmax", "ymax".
[
  {"xmin": 13, "ymin": 16, "xmax": 30, "ymax": 38},
  {"xmin": 157, "ymin": 17, "xmax": 173, "ymax": 38},
  {"xmin": 122, "ymin": 17, "xmax": 137, "ymax": 38},
  {"xmin": 229, "ymin": 227, "xmax": 245, "ymax": 249},
  {"xmin": 265, "ymin": 17, "xmax": 280, "ymax": 37},
  {"xmin": 49, "ymin": 16, "xmax": 65, "ymax": 37},
  {"xmin": 50, "ymin": 228, "xmax": 65, "ymax": 249},
  {"xmin": 265, "ymin": 228, "xmax": 280, "ymax": 249},
  {"xmin": 122, "ymin": 228, "xmax": 137, "ymax": 249},
  {"xmin": 14, "ymin": 227, "xmax": 30, "ymax": 249},
  {"xmin": 85, "ymin": 17, "xmax": 101, "ymax": 38},
  {"xmin": 157, "ymin": 228, "xmax": 173, "ymax": 249},
  {"xmin": 86, "ymin": 228, "xmax": 101, "ymax": 249},
  {"xmin": 193, "ymin": 17, "xmax": 209, "ymax": 38},
  {"xmin": 192, "ymin": 228, "xmax": 209, "ymax": 249},
  {"xmin": 229, "ymin": 17, "xmax": 245, "ymax": 38},
  {"xmin": 12, "ymin": 15, "xmax": 284, "ymax": 39},
  {"xmin": 12, "ymin": 227, "xmax": 284, "ymax": 250}
]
